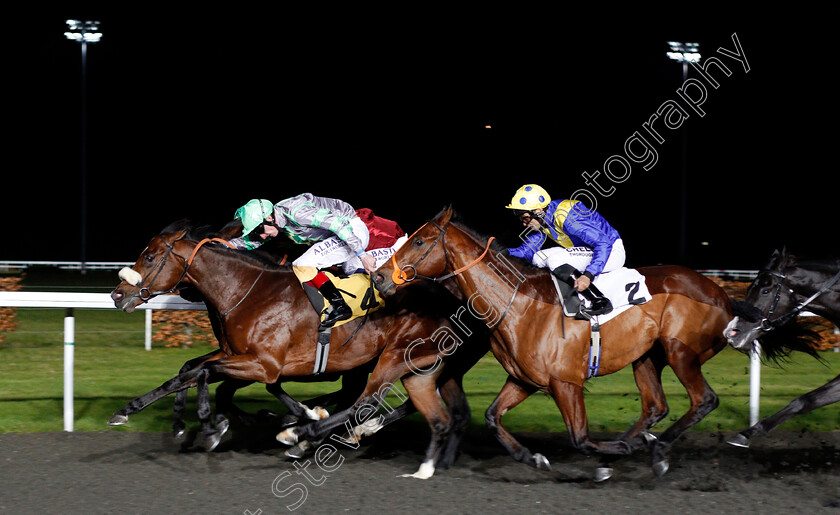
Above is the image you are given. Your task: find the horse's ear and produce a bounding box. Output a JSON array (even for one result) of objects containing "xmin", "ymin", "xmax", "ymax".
[
  {"xmin": 437, "ymin": 205, "xmax": 453, "ymax": 226},
  {"xmin": 217, "ymin": 219, "xmax": 244, "ymax": 239},
  {"xmin": 163, "ymin": 228, "xmax": 189, "ymax": 245}
]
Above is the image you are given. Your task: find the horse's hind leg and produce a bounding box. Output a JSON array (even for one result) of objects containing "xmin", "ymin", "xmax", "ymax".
[
  {"xmin": 486, "ymin": 376, "xmax": 549, "ymax": 469},
  {"xmin": 596, "ymin": 352, "xmax": 670, "ymax": 478},
  {"xmin": 172, "ymin": 350, "xmax": 224, "ymax": 438},
  {"xmin": 266, "ymin": 382, "xmax": 330, "ymax": 426},
  {"xmin": 730, "ymin": 373, "xmax": 840, "ymax": 448},
  {"xmin": 195, "ymin": 369, "xmax": 229, "ymax": 451},
  {"xmin": 652, "ymin": 339, "xmax": 719, "ymax": 476}
]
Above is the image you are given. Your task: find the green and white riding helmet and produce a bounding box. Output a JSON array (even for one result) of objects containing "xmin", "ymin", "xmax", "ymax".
[{"xmin": 234, "ymin": 199, "xmax": 275, "ymax": 238}]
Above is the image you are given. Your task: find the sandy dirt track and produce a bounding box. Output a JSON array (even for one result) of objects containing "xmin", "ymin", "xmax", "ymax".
[{"xmin": 2, "ymin": 421, "xmax": 840, "ymax": 514}]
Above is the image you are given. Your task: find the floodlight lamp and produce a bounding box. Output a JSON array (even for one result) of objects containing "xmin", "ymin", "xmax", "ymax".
[
  {"xmin": 666, "ymin": 41, "xmax": 700, "ymax": 62},
  {"xmin": 64, "ymin": 19, "xmax": 102, "ymax": 43}
]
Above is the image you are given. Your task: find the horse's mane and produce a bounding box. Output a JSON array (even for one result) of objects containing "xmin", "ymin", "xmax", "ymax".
[
  {"xmin": 160, "ymin": 218, "xmax": 294, "ymax": 271},
  {"xmin": 446, "ymin": 208, "xmax": 553, "ymax": 278},
  {"xmin": 766, "ymin": 248, "xmax": 840, "ymax": 276}
]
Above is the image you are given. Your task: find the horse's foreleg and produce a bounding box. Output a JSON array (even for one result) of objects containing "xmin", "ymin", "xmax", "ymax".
[
  {"xmin": 109, "ymin": 369, "xmax": 202, "ymax": 426},
  {"xmin": 623, "ymin": 352, "xmax": 669, "ymax": 449},
  {"xmin": 485, "ymin": 376, "xmax": 548, "ymax": 469},
  {"xmin": 436, "ymin": 376, "xmax": 470, "ymax": 470},
  {"xmin": 549, "ymin": 378, "xmax": 632, "ymax": 456},
  {"xmin": 730, "ymin": 373, "xmax": 840, "ymax": 448}
]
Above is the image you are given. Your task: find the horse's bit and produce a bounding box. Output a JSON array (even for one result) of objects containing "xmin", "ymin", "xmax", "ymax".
[
  {"xmin": 752, "ymin": 268, "xmax": 840, "ymax": 332},
  {"xmin": 390, "ymin": 221, "xmax": 495, "ymax": 285}
]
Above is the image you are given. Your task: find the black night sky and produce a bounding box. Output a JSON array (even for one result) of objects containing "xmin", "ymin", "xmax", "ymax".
[{"xmin": 4, "ymin": 6, "xmax": 837, "ymax": 271}]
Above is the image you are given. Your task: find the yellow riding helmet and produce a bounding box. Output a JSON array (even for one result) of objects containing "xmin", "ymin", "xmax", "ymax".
[
  {"xmin": 505, "ymin": 184, "xmax": 551, "ymax": 210},
  {"xmin": 234, "ymin": 199, "xmax": 274, "ymax": 237}
]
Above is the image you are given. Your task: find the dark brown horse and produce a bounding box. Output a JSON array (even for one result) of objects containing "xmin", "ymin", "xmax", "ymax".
[
  {"xmin": 725, "ymin": 249, "xmax": 840, "ymax": 448},
  {"xmin": 109, "ymin": 220, "xmax": 487, "ymax": 475},
  {"xmin": 373, "ymin": 207, "xmax": 731, "ymax": 478},
  {"xmin": 164, "ymin": 222, "xmax": 410, "ymax": 451}
]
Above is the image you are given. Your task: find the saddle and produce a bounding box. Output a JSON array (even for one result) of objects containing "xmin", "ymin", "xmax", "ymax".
[
  {"xmin": 310, "ymin": 271, "xmax": 385, "ymax": 375},
  {"xmin": 550, "ymin": 267, "xmax": 652, "ymax": 378},
  {"xmin": 551, "ymin": 267, "xmax": 651, "ymax": 324}
]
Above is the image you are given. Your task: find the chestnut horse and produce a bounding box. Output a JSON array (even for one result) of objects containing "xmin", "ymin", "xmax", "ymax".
[
  {"xmin": 109, "ymin": 220, "xmax": 487, "ymax": 475},
  {"xmin": 374, "ymin": 207, "xmax": 731, "ymax": 478}
]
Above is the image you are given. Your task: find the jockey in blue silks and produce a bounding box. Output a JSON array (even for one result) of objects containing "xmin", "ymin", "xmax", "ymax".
[{"xmin": 505, "ymin": 184, "xmax": 625, "ymax": 317}]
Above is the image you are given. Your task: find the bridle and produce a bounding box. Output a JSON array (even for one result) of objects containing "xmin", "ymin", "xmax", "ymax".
[
  {"xmin": 133, "ymin": 237, "xmax": 234, "ymax": 301},
  {"xmin": 389, "ymin": 221, "xmax": 495, "ymax": 285},
  {"xmin": 387, "ymin": 218, "xmax": 521, "ymax": 329},
  {"xmin": 751, "ymin": 268, "xmax": 840, "ymax": 332}
]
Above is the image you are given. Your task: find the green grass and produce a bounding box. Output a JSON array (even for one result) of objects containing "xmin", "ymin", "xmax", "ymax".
[{"xmin": 2, "ymin": 306, "xmax": 840, "ymax": 434}]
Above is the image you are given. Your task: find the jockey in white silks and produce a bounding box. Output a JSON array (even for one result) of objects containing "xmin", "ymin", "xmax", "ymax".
[{"xmin": 230, "ymin": 194, "xmax": 405, "ymax": 328}]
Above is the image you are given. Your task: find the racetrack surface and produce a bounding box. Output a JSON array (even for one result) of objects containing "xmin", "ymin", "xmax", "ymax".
[{"xmin": 2, "ymin": 422, "xmax": 840, "ymax": 514}]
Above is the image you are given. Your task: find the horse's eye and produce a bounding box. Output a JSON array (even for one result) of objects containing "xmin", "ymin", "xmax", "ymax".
[
  {"xmin": 414, "ymin": 239, "xmax": 424, "ymax": 247},
  {"xmin": 144, "ymin": 254, "xmax": 155, "ymax": 264},
  {"xmin": 761, "ymin": 289, "xmax": 770, "ymax": 295}
]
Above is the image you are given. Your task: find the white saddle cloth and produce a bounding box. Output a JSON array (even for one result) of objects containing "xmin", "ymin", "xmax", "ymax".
[{"xmin": 551, "ymin": 267, "xmax": 652, "ymax": 325}]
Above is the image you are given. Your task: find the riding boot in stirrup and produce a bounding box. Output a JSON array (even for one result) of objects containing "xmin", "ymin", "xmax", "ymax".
[
  {"xmin": 317, "ymin": 280, "xmax": 353, "ymax": 329},
  {"xmin": 570, "ymin": 270, "xmax": 613, "ymax": 317}
]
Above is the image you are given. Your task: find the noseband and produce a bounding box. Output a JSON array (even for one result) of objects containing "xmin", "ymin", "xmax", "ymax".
[
  {"xmin": 752, "ymin": 268, "xmax": 840, "ymax": 332},
  {"xmin": 390, "ymin": 221, "xmax": 495, "ymax": 285},
  {"xmin": 131, "ymin": 237, "xmax": 233, "ymax": 301}
]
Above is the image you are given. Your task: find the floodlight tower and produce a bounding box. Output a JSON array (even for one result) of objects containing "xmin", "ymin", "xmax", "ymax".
[
  {"xmin": 667, "ymin": 41, "xmax": 700, "ymax": 265},
  {"xmin": 65, "ymin": 20, "xmax": 102, "ymax": 273}
]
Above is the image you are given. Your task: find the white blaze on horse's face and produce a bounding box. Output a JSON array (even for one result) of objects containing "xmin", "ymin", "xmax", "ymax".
[
  {"xmin": 724, "ymin": 316, "xmax": 762, "ymax": 350},
  {"xmin": 119, "ymin": 267, "xmax": 142, "ymax": 287}
]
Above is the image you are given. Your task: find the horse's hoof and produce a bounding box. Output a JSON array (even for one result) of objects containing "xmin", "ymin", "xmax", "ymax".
[
  {"xmin": 533, "ymin": 453, "xmax": 552, "ymax": 471},
  {"xmin": 108, "ymin": 413, "xmax": 128, "ymax": 426},
  {"xmin": 594, "ymin": 467, "xmax": 614, "ymax": 482},
  {"xmin": 652, "ymin": 459, "xmax": 669, "ymax": 477},
  {"xmin": 279, "ymin": 414, "xmax": 300, "ymax": 429},
  {"xmin": 641, "ymin": 431, "xmax": 658, "ymax": 445},
  {"xmin": 306, "ymin": 406, "xmax": 329, "ymax": 420},
  {"xmin": 173, "ymin": 427, "xmax": 186, "ymax": 442},
  {"xmin": 726, "ymin": 433, "xmax": 751, "ymax": 448},
  {"xmin": 204, "ymin": 432, "xmax": 222, "ymax": 452},
  {"xmin": 257, "ymin": 409, "xmax": 280, "ymax": 419},
  {"xmin": 284, "ymin": 440, "xmax": 312, "ymax": 459},
  {"xmin": 215, "ymin": 415, "xmax": 230, "ymax": 434},
  {"xmin": 277, "ymin": 428, "xmax": 299, "ymax": 446},
  {"xmin": 399, "ymin": 460, "xmax": 435, "ymax": 479},
  {"xmin": 205, "ymin": 426, "xmax": 229, "ymax": 452}
]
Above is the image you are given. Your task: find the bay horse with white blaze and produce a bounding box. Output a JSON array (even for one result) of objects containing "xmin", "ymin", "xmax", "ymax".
[
  {"xmin": 725, "ymin": 248, "xmax": 840, "ymax": 448},
  {"xmin": 109, "ymin": 220, "xmax": 487, "ymax": 475},
  {"xmin": 374, "ymin": 207, "xmax": 731, "ymax": 478}
]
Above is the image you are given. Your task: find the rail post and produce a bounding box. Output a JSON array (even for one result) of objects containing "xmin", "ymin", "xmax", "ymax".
[{"xmin": 64, "ymin": 308, "xmax": 75, "ymax": 432}]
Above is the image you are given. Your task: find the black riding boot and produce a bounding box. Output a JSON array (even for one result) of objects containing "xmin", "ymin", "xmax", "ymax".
[
  {"xmin": 317, "ymin": 280, "xmax": 353, "ymax": 329},
  {"xmin": 551, "ymin": 264, "xmax": 582, "ymax": 316},
  {"xmin": 551, "ymin": 264, "xmax": 612, "ymax": 318},
  {"xmin": 569, "ymin": 270, "xmax": 612, "ymax": 317}
]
